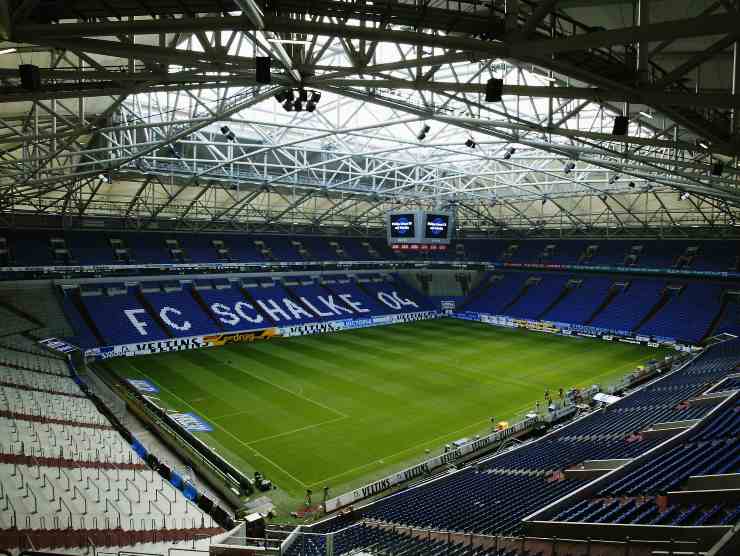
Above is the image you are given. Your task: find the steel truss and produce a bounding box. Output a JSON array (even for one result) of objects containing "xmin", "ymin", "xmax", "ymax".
[{"xmin": 0, "ymin": 0, "xmax": 738, "ymax": 236}]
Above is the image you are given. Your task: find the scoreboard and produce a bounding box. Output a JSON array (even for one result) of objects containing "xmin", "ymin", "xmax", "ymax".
[{"xmin": 387, "ymin": 210, "xmax": 453, "ymax": 251}]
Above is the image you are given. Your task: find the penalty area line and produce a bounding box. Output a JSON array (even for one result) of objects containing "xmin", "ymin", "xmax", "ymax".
[
  {"xmin": 246, "ymin": 415, "xmax": 350, "ymax": 446},
  {"xmin": 223, "ymin": 360, "xmax": 349, "ymax": 419},
  {"xmin": 130, "ymin": 366, "xmax": 311, "ymax": 489}
]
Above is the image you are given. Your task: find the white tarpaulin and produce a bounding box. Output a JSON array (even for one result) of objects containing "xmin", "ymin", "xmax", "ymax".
[{"xmin": 593, "ymin": 392, "xmax": 622, "ymax": 405}]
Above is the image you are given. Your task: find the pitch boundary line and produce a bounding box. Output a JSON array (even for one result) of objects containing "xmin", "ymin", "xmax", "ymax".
[
  {"xmin": 307, "ymin": 401, "xmax": 535, "ymax": 488},
  {"xmin": 130, "ymin": 365, "xmax": 310, "ymax": 489},
  {"xmin": 246, "ymin": 415, "xmax": 349, "ymax": 445},
  {"xmin": 223, "ymin": 360, "xmax": 349, "ymax": 419}
]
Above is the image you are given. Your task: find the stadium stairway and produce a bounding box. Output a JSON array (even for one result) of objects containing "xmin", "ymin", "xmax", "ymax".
[
  {"xmin": 238, "ymin": 283, "xmax": 278, "ymax": 327},
  {"xmin": 279, "ymin": 278, "xmax": 329, "ymax": 320},
  {"xmin": 0, "ymin": 300, "xmax": 41, "ymax": 335},
  {"xmin": 536, "ymin": 280, "xmax": 574, "ymax": 321},
  {"xmin": 455, "ymin": 272, "xmax": 495, "ymax": 311},
  {"xmin": 584, "ymin": 282, "xmax": 622, "ymax": 325},
  {"xmin": 68, "ymin": 289, "xmax": 107, "ymax": 346},
  {"xmin": 631, "ymin": 286, "xmax": 674, "ymax": 334},
  {"xmin": 134, "ymin": 289, "xmax": 175, "ymax": 339},
  {"xmin": 702, "ymin": 295, "xmax": 732, "ymax": 342},
  {"xmin": 189, "ymin": 286, "xmax": 225, "ymax": 331},
  {"xmin": 501, "ymin": 277, "xmax": 536, "ymax": 313}
]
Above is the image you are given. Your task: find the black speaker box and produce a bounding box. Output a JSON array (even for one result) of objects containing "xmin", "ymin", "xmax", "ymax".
[
  {"xmin": 612, "ymin": 116, "xmax": 629, "ymax": 136},
  {"xmin": 256, "ymin": 57, "xmax": 271, "ymax": 84},
  {"xmin": 485, "ymin": 78, "xmax": 503, "ymax": 102},
  {"xmin": 19, "ymin": 64, "xmax": 41, "ymax": 91}
]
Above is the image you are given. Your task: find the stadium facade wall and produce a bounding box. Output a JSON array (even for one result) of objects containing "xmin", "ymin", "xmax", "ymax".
[{"xmin": 84, "ymin": 310, "xmax": 439, "ymax": 359}]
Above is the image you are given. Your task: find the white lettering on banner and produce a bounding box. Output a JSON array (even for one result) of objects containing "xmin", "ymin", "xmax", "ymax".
[
  {"xmin": 339, "ymin": 294, "xmax": 370, "ymax": 314},
  {"xmin": 256, "ymin": 299, "xmax": 291, "ymax": 322},
  {"xmin": 210, "ymin": 301, "xmax": 265, "ymax": 325},
  {"xmin": 377, "ymin": 291, "xmax": 401, "ymax": 310},
  {"xmin": 299, "ymin": 297, "xmax": 334, "ymax": 318},
  {"xmin": 377, "ymin": 290, "xmax": 419, "ymax": 310},
  {"xmin": 235, "ymin": 301, "xmax": 264, "ymax": 324},
  {"xmin": 124, "ymin": 308, "xmax": 150, "ymax": 336},
  {"xmin": 283, "ymin": 298, "xmax": 314, "ymax": 320},
  {"xmin": 88, "ymin": 311, "xmax": 438, "ymax": 358},
  {"xmin": 318, "ymin": 295, "xmax": 353, "ymax": 316},
  {"xmin": 211, "ymin": 303, "xmax": 239, "ymax": 326},
  {"xmin": 160, "ymin": 307, "xmax": 191, "ymax": 332}
]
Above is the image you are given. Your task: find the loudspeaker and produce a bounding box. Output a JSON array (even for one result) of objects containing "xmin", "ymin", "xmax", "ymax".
[
  {"xmin": 612, "ymin": 116, "xmax": 629, "ymax": 136},
  {"xmin": 256, "ymin": 57, "xmax": 271, "ymax": 84},
  {"xmin": 711, "ymin": 162, "xmax": 724, "ymax": 176},
  {"xmin": 19, "ymin": 64, "xmax": 41, "ymax": 91},
  {"xmin": 485, "ymin": 78, "xmax": 503, "ymax": 102}
]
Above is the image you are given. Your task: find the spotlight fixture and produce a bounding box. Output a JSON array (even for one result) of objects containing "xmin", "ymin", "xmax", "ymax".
[
  {"xmin": 697, "ymin": 140, "xmax": 710, "ymax": 150},
  {"xmin": 541, "ymin": 197, "xmax": 547, "ymax": 206},
  {"xmin": 628, "ymin": 181, "xmax": 635, "ymax": 188},
  {"xmin": 464, "ymin": 138, "xmax": 476, "ymax": 149},
  {"xmin": 275, "ymin": 88, "xmax": 323, "ymax": 113},
  {"xmin": 608, "ymin": 174, "xmax": 620, "ymax": 184},
  {"xmin": 97, "ymin": 173, "xmax": 111, "ymax": 183},
  {"xmin": 220, "ymin": 125, "xmax": 236, "ymax": 141},
  {"xmin": 503, "ymin": 147, "xmax": 516, "ymax": 160},
  {"xmin": 680, "ymin": 191, "xmax": 690, "ymax": 201},
  {"xmin": 306, "ymin": 91, "xmax": 322, "ymax": 112},
  {"xmin": 417, "ymin": 124, "xmax": 431, "ymax": 141},
  {"xmin": 611, "ymin": 116, "xmax": 629, "ymax": 136},
  {"xmin": 564, "ymin": 161, "xmax": 576, "ymax": 174},
  {"xmin": 485, "ymin": 78, "xmax": 503, "ymax": 102},
  {"xmin": 599, "ymin": 194, "xmax": 608, "ymax": 202}
]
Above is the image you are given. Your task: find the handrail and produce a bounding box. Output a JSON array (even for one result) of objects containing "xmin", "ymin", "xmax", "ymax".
[
  {"xmin": 116, "ymin": 488, "xmax": 133, "ymax": 516},
  {"xmin": 73, "ymin": 484, "xmax": 87, "ymax": 514},
  {"xmin": 125, "ymin": 477, "xmax": 142, "ymax": 503},
  {"xmin": 59, "ymin": 497, "xmax": 73, "ymax": 528}
]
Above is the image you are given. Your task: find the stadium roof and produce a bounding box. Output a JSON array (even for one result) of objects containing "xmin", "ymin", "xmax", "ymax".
[{"xmin": 0, "ymin": 0, "xmax": 738, "ymax": 235}]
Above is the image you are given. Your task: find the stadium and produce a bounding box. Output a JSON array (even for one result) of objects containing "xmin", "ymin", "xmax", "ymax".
[{"xmin": 0, "ymin": 0, "xmax": 739, "ymax": 555}]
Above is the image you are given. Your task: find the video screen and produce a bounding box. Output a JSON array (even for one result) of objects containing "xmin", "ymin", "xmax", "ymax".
[
  {"xmin": 389, "ymin": 214, "xmax": 416, "ymax": 238},
  {"xmin": 424, "ymin": 214, "xmax": 450, "ymax": 239}
]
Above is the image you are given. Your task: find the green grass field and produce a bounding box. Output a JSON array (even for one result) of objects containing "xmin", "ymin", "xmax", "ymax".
[{"xmin": 102, "ymin": 318, "xmax": 668, "ymax": 511}]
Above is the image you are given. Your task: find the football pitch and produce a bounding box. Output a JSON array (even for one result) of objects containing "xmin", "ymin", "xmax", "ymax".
[{"xmin": 101, "ymin": 318, "xmax": 669, "ymax": 509}]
